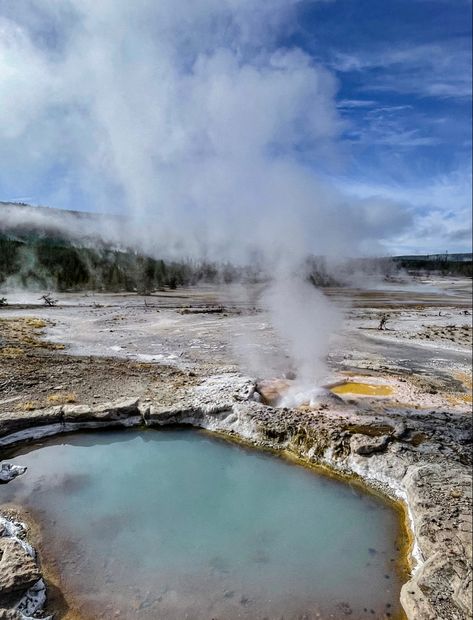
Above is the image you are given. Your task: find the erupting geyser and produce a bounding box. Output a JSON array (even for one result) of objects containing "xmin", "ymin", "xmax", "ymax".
[
  {"xmin": 257, "ymin": 378, "xmax": 332, "ymax": 408},
  {"xmin": 256, "ymin": 273, "xmax": 342, "ymax": 407}
]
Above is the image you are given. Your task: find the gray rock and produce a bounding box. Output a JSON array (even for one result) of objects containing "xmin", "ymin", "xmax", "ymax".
[
  {"xmin": 393, "ymin": 421, "xmax": 409, "ymax": 440},
  {"xmin": 351, "ymin": 433, "xmax": 392, "ymax": 456},
  {"xmin": 17, "ymin": 578, "xmax": 49, "ymax": 618},
  {"xmin": 0, "ymin": 465, "xmax": 26, "ymax": 485},
  {"xmin": 0, "ymin": 609, "xmax": 22, "ymax": 620},
  {"xmin": 0, "ymin": 408, "xmax": 62, "ymax": 440},
  {"xmin": 63, "ymin": 398, "xmax": 140, "ymax": 423},
  {"xmin": 0, "ymin": 539, "xmax": 40, "ymax": 596}
]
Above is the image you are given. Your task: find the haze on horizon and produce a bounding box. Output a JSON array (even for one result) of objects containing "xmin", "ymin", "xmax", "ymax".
[{"xmin": 0, "ymin": 0, "xmax": 471, "ymax": 261}]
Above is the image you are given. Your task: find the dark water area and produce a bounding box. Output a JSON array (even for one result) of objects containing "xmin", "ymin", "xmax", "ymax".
[{"xmin": 1, "ymin": 430, "xmax": 406, "ymax": 619}]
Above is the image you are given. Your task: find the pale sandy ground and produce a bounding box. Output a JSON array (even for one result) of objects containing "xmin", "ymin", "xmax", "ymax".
[{"xmin": 1, "ymin": 276, "xmax": 471, "ymax": 413}]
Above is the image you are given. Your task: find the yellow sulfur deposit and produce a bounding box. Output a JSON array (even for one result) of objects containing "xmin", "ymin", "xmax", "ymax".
[
  {"xmin": 47, "ymin": 392, "xmax": 77, "ymax": 405},
  {"xmin": 25, "ymin": 318, "xmax": 48, "ymax": 329},
  {"xmin": 331, "ymin": 382, "xmax": 393, "ymax": 397}
]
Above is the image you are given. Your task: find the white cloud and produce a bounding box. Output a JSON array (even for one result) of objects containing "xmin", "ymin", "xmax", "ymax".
[{"xmin": 339, "ymin": 166, "xmax": 472, "ymax": 254}]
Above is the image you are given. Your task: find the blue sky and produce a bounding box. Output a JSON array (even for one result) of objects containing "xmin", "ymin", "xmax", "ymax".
[
  {"xmin": 0, "ymin": 0, "xmax": 471, "ymax": 256},
  {"xmin": 293, "ymin": 0, "xmax": 471, "ymax": 184}
]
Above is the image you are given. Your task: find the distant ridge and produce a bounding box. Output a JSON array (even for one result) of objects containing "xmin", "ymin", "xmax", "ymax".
[
  {"xmin": 0, "ymin": 201, "xmax": 120, "ymax": 247},
  {"xmin": 393, "ymin": 253, "xmax": 472, "ymax": 263},
  {"xmin": 0, "ymin": 201, "xmax": 106, "ymax": 218}
]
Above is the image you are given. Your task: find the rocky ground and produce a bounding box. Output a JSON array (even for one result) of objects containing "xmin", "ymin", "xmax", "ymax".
[{"xmin": 0, "ymin": 277, "xmax": 471, "ymax": 620}]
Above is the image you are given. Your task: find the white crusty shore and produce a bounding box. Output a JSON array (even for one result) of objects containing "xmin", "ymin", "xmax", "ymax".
[{"xmin": 0, "ymin": 372, "xmax": 471, "ymax": 620}]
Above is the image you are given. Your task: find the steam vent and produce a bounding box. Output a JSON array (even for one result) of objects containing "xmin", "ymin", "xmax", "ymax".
[{"xmin": 0, "ymin": 1, "xmax": 471, "ymax": 619}]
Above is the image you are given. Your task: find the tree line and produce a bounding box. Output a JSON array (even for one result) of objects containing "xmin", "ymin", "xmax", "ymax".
[
  {"xmin": 1, "ymin": 236, "xmax": 470, "ymax": 294},
  {"xmin": 0, "ymin": 237, "xmax": 236, "ymax": 292}
]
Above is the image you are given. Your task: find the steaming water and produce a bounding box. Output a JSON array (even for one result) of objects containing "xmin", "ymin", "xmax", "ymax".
[{"xmin": 2, "ymin": 430, "xmax": 405, "ymax": 619}]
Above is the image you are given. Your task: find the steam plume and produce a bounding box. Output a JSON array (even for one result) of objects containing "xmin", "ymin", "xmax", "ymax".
[{"xmin": 0, "ymin": 1, "xmax": 414, "ymax": 387}]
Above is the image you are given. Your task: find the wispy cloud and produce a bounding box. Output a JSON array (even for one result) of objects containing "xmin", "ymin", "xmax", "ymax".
[
  {"xmin": 337, "ymin": 99, "xmax": 377, "ymax": 109},
  {"xmin": 331, "ymin": 42, "xmax": 472, "ymax": 99},
  {"xmin": 341, "ymin": 102, "xmax": 441, "ymax": 148}
]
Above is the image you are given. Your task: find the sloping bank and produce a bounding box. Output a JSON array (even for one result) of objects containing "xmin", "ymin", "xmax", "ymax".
[{"xmin": 0, "ymin": 373, "xmax": 471, "ymax": 620}]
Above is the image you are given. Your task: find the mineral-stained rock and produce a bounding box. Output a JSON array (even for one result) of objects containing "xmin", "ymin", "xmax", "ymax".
[{"xmin": 0, "ymin": 538, "xmax": 40, "ymax": 596}]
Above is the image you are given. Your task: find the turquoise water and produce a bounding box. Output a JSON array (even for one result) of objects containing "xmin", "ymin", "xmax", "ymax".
[{"xmin": 1, "ymin": 430, "xmax": 404, "ymax": 619}]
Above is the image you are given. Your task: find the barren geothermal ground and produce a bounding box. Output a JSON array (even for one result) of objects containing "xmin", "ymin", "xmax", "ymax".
[{"xmin": 0, "ymin": 276, "xmax": 471, "ymax": 620}]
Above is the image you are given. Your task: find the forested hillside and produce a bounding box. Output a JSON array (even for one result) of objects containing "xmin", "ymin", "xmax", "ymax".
[{"xmin": 0, "ymin": 237, "xmax": 227, "ymax": 292}]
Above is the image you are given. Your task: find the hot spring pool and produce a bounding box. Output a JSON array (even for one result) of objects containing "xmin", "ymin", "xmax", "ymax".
[{"xmin": 1, "ymin": 430, "xmax": 406, "ymax": 619}]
